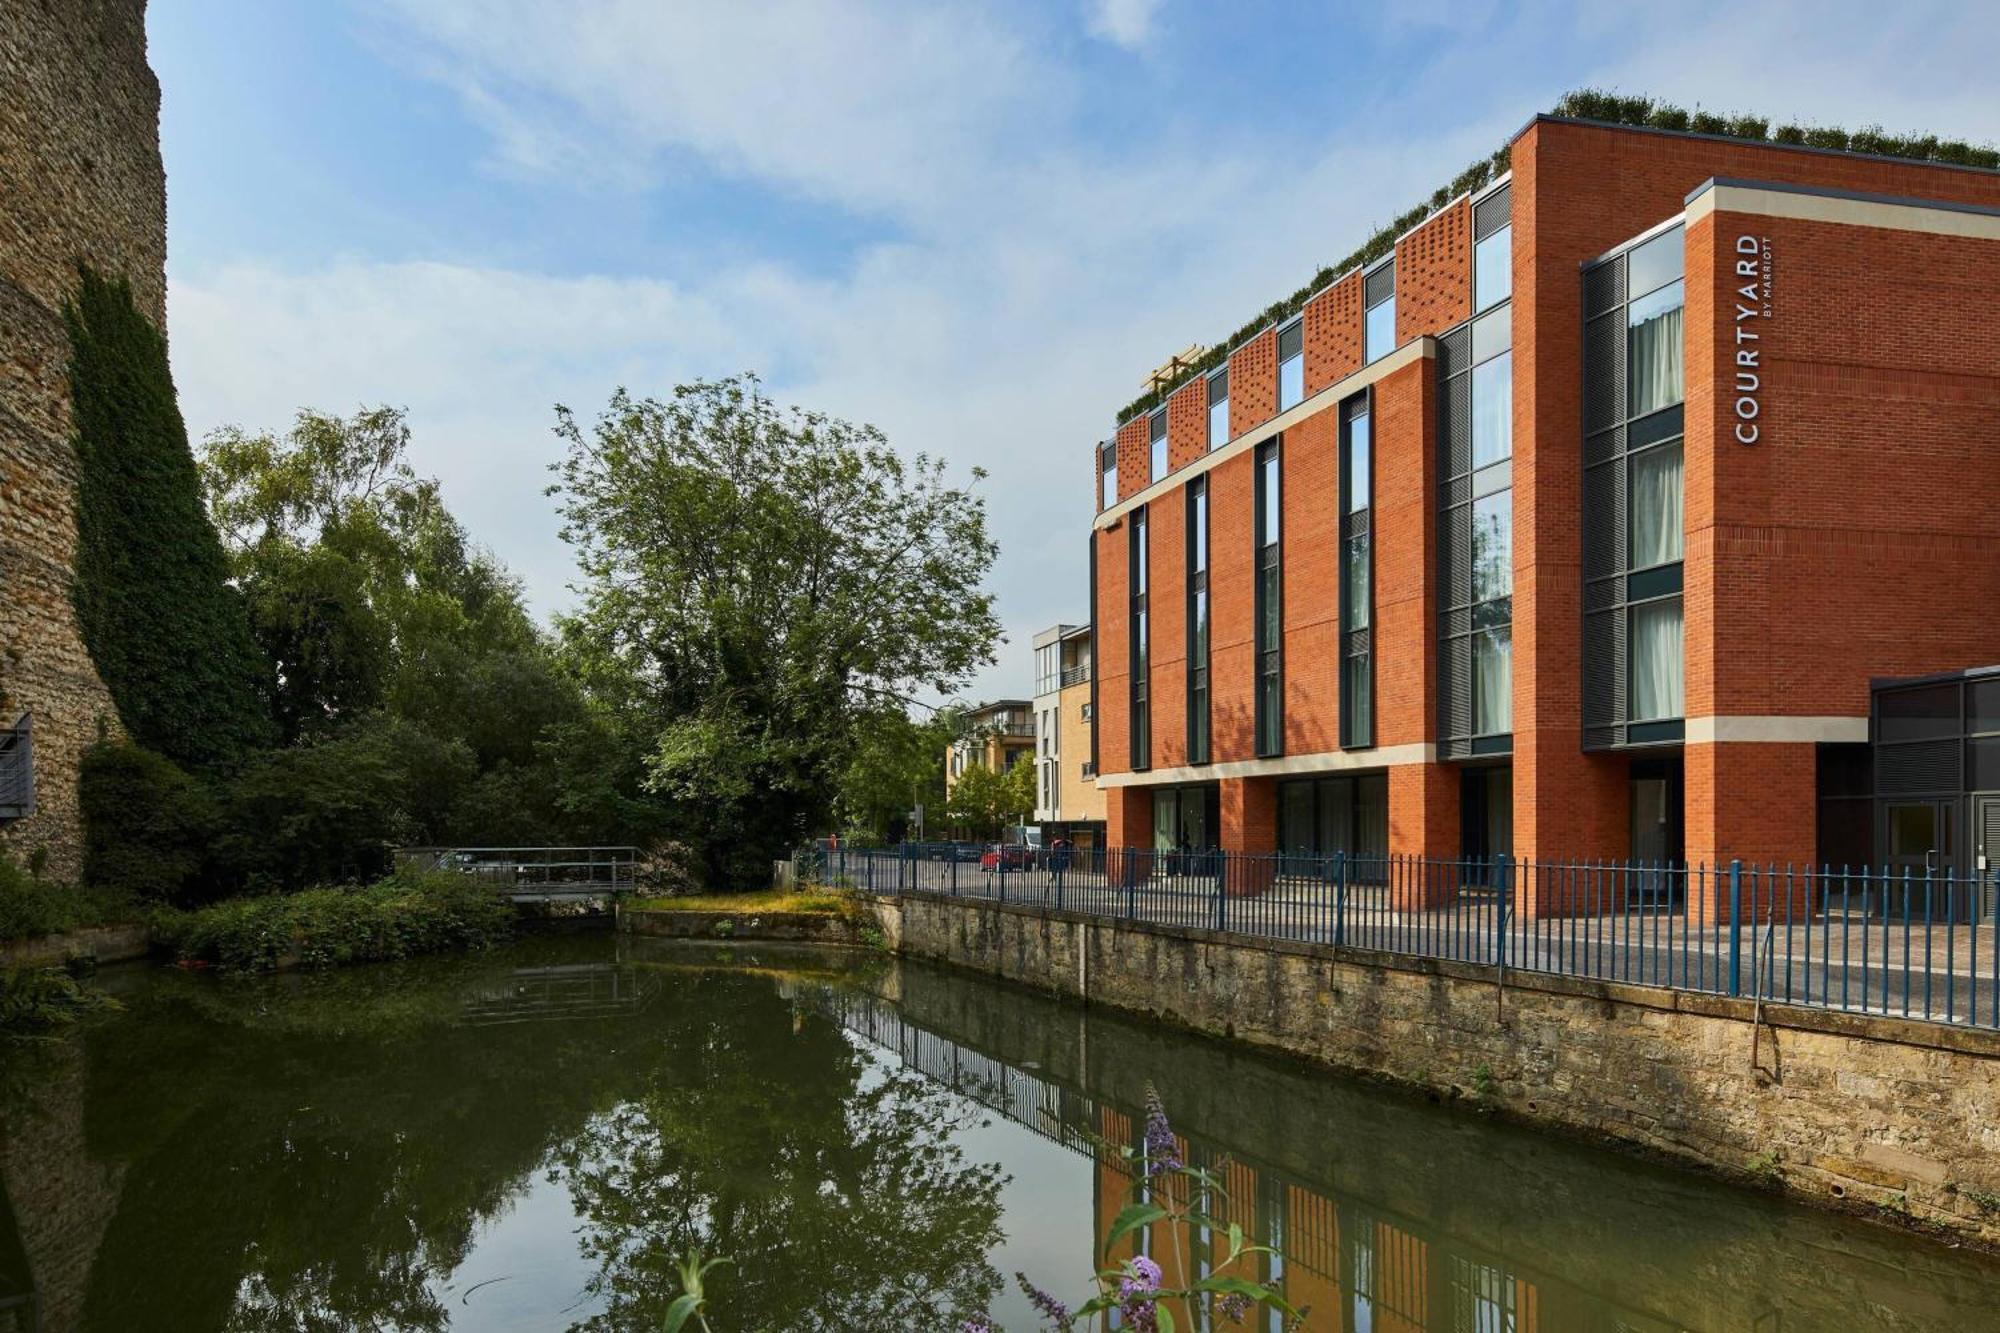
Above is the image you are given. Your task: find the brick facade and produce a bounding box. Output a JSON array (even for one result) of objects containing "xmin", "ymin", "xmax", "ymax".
[{"xmin": 1091, "ymin": 116, "xmax": 2000, "ymax": 920}]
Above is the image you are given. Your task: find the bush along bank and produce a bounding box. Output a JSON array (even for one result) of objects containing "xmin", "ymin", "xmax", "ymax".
[
  {"xmin": 157, "ymin": 871, "xmax": 514, "ymax": 973},
  {"xmin": 0, "ymin": 965, "xmax": 120, "ymax": 1035}
]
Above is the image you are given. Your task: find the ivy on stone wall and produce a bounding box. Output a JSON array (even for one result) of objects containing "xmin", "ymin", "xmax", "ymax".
[
  {"xmin": 1113, "ymin": 88, "xmax": 2000, "ymax": 426},
  {"xmin": 65, "ymin": 265, "xmax": 274, "ymax": 768}
]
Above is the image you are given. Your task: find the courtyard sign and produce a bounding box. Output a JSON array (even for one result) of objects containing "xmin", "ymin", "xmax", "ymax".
[{"xmin": 1731, "ymin": 233, "xmax": 1772, "ymax": 443}]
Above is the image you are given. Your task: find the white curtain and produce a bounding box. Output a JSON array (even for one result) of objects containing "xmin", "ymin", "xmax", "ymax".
[
  {"xmin": 1628, "ymin": 292, "xmax": 1684, "ymax": 416},
  {"xmin": 1474, "ymin": 627, "xmax": 1511, "ymax": 733},
  {"xmin": 1630, "ymin": 443, "xmax": 1684, "ymax": 567},
  {"xmin": 1631, "ymin": 600, "xmax": 1684, "ymax": 720}
]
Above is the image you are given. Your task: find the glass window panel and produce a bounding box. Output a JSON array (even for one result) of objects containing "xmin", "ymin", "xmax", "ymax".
[
  {"xmin": 1346, "ymin": 412, "xmax": 1371, "ymax": 511},
  {"xmin": 1102, "ymin": 463, "xmax": 1116, "ymax": 509},
  {"xmin": 1260, "ymin": 451, "xmax": 1280, "ymax": 546},
  {"xmin": 1153, "ymin": 790, "xmax": 1176, "ymax": 851},
  {"xmin": 1474, "ymin": 224, "xmax": 1512, "ymax": 312},
  {"xmin": 1472, "ymin": 350, "xmax": 1512, "ymax": 469},
  {"xmin": 1191, "ymin": 483, "xmax": 1208, "ymax": 570},
  {"xmin": 1344, "ymin": 656, "xmax": 1372, "ymax": 744},
  {"xmin": 1627, "ymin": 224, "xmax": 1685, "ymax": 300},
  {"xmin": 1151, "ymin": 437, "xmax": 1167, "ymax": 482},
  {"xmin": 1278, "ymin": 353, "xmax": 1304, "ymax": 411},
  {"xmin": 1209, "ymin": 397, "xmax": 1228, "ymax": 449},
  {"xmin": 1343, "ymin": 536, "xmax": 1370, "ymax": 631},
  {"xmin": 1471, "ymin": 490, "xmax": 1512, "ymax": 604},
  {"xmin": 1191, "ymin": 588, "xmax": 1208, "ymax": 658},
  {"xmin": 1886, "ymin": 802, "xmax": 1937, "ymax": 857},
  {"xmin": 1470, "ymin": 459, "xmax": 1510, "ymax": 499},
  {"xmin": 1628, "ymin": 280, "xmax": 1685, "ymax": 417},
  {"xmin": 1133, "ymin": 610, "xmax": 1148, "ymax": 672},
  {"xmin": 1971, "ymin": 679, "xmax": 2000, "ymax": 734},
  {"xmin": 1472, "ymin": 306, "xmax": 1512, "ymax": 363},
  {"xmin": 1259, "ymin": 669, "xmax": 1282, "ymax": 752},
  {"xmin": 1629, "ymin": 442, "xmax": 1684, "ymax": 568},
  {"xmin": 1473, "ymin": 626, "xmax": 1512, "ymax": 734},
  {"xmin": 1365, "ymin": 296, "xmax": 1396, "ymax": 362},
  {"xmin": 1969, "ymin": 737, "xmax": 2000, "ymax": 790},
  {"xmin": 1356, "ymin": 773, "xmax": 1388, "ymax": 856},
  {"xmin": 1629, "ymin": 598, "xmax": 1685, "ymax": 721},
  {"xmin": 1878, "ymin": 683, "xmax": 1961, "ymax": 742},
  {"xmin": 1134, "ymin": 514, "xmax": 1148, "ymax": 593},
  {"xmin": 1280, "ymin": 782, "xmax": 1316, "ymax": 857},
  {"xmin": 1260, "ymin": 564, "xmax": 1280, "ymax": 644}
]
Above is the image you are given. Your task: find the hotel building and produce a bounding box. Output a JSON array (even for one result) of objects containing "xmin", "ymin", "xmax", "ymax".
[{"xmin": 1089, "ymin": 112, "xmax": 2000, "ymax": 914}]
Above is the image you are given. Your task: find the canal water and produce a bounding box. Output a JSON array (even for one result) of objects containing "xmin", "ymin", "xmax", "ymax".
[{"xmin": 3, "ymin": 933, "xmax": 1997, "ymax": 1331}]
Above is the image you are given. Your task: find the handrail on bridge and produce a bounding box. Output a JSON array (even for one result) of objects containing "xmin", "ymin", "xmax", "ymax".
[{"xmin": 398, "ymin": 845, "xmax": 642, "ymax": 896}]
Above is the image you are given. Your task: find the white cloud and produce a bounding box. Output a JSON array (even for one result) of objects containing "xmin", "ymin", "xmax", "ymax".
[{"xmin": 1085, "ymin": 0, "xmax": 1163, "ymax": 49}]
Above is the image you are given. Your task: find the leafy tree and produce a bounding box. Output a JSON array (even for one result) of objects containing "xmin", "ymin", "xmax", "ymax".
[
  {"xmin": 65, "ymin": 266, "xmax": 274, "ymax": 766},
  {"xmin": 550, "ymin": 376, "xmax": 1000, "ymax": 886},
  {"xmin": 837, "ymin": 704, "xmax": 957, "ymax": 842},
  {"xmin": 944, "ymin": 758, "xmax": 1034, "ymax": 840}
]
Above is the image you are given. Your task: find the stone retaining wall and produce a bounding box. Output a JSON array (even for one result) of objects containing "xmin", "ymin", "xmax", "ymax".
[
  {"xmin": 873, "ymin": 890, "xmax": 2000, "ymax": 1248},
  {"xmin": 619, "ymin": 907, "xmax": 867, "ymax": 947}
]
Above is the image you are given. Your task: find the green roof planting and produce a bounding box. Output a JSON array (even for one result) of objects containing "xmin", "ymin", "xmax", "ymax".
[{"xmin": 1111, "ymin": 89, "xmax": 2000, "ymax": 427}]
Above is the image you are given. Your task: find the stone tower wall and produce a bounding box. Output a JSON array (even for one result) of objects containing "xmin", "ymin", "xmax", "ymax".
[{"xmin": 0, "ymin": 0, "xmax": 161, "ymax": 879}]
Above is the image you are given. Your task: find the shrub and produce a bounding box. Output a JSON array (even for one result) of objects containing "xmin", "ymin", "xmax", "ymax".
[
  {"xmin": 0, "ymin": 854, "xmax": 135, "ymax": 940},
  {"xmin": 0, "ymin": 966, "xmax": 118, "ymax": 1034},
  {"xmin": 158, "ymin": 870, "xmax": 513, "ymax": 972},
  {"xmin": 79, "ymin": 740, "xmax": 220, "ymax": 905}
]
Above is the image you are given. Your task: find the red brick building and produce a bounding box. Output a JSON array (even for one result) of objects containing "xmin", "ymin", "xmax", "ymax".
[{"xmin": 1089, "ymin": 114, "xmax": 2000, "ymax": 915}]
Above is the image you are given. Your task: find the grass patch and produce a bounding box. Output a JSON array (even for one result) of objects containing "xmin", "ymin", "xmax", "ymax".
[
  {"xmin": 628, "ymin": 887, "xmax": 858, "ymax": 916},
  {"xmin": 0, "ymin": 856, "xmax": 139, "ymax": 941},
  {"xmin": 156, "ymin": 870, "xmax": 513, "ymax": 973}
]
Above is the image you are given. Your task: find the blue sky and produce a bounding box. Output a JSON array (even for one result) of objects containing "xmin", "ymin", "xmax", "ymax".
[{"xmin": 150, "ymin": 0, "xmax": 2000, "ymax": 701}]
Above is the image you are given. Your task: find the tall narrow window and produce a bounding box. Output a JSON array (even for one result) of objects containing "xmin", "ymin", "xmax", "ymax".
[
  {"xmin": 1148, "ymin": 408, "xmax": 1168, "ymax": 483},
  {"xmin": 1630, "ymin": 598, "xmax": 1684, "ymax": 720},
  {"xmin": 1277, "ymin": 319, "xmax": 1304, "ymax": 411},
  {"xmin": 1100, "ymin": 441, "xmax": 1116, "ymax": 510},
  {"xmin": 1207, "ymin": 368, "xmax": 1229, "ymax": 449},
  {"xmin": 1629, "ymin": 441, "xmax": 1684, "ymax": 568},
  {"xmin": 1254, "ymin": 440, "xmax": 1283, "ymax": 756},
  {"xmin": 1129, "ymin": 506, "xmax": 1150, "ymax": 769},
  {"xmin": 1186, "ymin": 478, "xmax": 1210, "ymax": 764},
  {"xmin": 1439, "ymin": 302, "xmax": 1513, "ymax": 757},
  {"xmin": 1473, "ymin": 182, "xmax": 1512, "ymax": 313},
  {"xmin": 1340, "ymin": 394, "xmax": 1373, "ymax": 748},
  {"xmin": 1364, "ymin": 259, "xmax": 1396, "ymax": 363}
]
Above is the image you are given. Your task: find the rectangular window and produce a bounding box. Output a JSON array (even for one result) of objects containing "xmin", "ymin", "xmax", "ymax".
[
  {"xmin": 1628, "ymin": 280, "xmax": 1686, "ymax": 417},
  {"xmin": 1628, "ymin": 441, "xmax": 1684, "ymax": 568},
  {"xmin": 1100, "ymin": 442, "xmax": 1116, "ymax": 510},
  {"xmin": 1207, "ymin": 369, "xmax": 1229, "ymax": 449},
  {"xmin": 1340, "ymin": 395, "xmax": 1373, "ymax": 749},
  {"xmin": 1473, "ymin": 625, "xmax": 1512, "ymax": 735},
  {"xmin": 1475, "ymin": 232, "xmax": 1510, "ymax": 312},
  {"xmin": 1364, "ymin": 260, "xmax": 1396, "ymax": 363},
  {"xmin": 1254, "ymin": 441, "xmax": 1282, "ymax": 757},
  {"xmin": 1186, "ymin": 479, "xmax": 1210, "ymax": 764},
  {"xmin": 1277, "ymin": 320, "xmax": 1304, "ymax": 411},
  {"xmin": 1471, "ymin": 350, "xmax": 1512, "ymax": 469},
  {"xmin": 1129, "ymin": 506, "xmax": 1150, "ymax": 769},
  {"xmin": 1471, "ymin": 490, "xmax": 1512, "ymax": 603},
  {"xmin": 1630, "ymin": 598, "xmax": 1684, "ymax": 721},
  {"xmin": 1148, "ymin": 409, "xmax": 1168, "ymax": 483}
]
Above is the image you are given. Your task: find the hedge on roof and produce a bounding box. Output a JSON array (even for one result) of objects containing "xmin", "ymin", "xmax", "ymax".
[{"xmin": 1114, "ymin": 88, "xmax": 2000, "ymax": 426}]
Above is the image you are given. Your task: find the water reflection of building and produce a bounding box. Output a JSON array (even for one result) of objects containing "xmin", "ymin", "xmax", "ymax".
[{"xmin": 819, "ymin": 988, "xmax": 1675, "ymax": 1332}]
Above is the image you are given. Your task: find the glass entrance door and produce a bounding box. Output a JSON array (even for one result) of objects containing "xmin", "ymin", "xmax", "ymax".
[{"xmin": 1883, "ymin": 800, "xmax": 1953, "ymax": 877}]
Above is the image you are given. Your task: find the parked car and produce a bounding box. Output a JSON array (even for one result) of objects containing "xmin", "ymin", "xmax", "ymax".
[{"xmin": 980, "ymin": 843, "xmax": 1035, "ymax": 872}]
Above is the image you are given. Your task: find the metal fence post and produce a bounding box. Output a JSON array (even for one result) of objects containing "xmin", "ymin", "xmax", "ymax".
[
  {"xmin": 1215, "ymin": 858, "xmax": 1227, "ymax": 933},
  {"xmin": 1334, "ymin": 851, "xmax": 1348, "ymax": 949},
  {"xmin": 1125, "ymin": 849, "xmax": 1137, "ymax": 920},
  {"xmin": 1494, "ymin": 853, "xmax": 1511, "ymax": 967},
  {"xmin": 1728, "ymin": 859, "xmax": 1743, "ymax": 998}
]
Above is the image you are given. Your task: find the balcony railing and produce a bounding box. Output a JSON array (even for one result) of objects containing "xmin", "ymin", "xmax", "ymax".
[{"xmin": 1060, "ymin": 665, "xmax": 1090, "ymax": 688}]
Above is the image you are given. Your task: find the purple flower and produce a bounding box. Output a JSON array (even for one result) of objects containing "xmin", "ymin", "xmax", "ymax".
[
  {"xmin": 960, "ymin": 1317, "xmax": 999, "ymax": 1333},
  {"xmin": 1117, "ymin": 1253, "xmax": 1165, "ymax": 1327},
  {"xmin": 1015, "ymin": 1272, "xmax": 1070, "ymax": 1326},
  {"xmin": 1142, "ymin": 1085, "xmax": 1181, "ymax": 1176},
  {"xmin": 1218, "ymin": 1291, "xmax": 1252, "ymax": 1324}
]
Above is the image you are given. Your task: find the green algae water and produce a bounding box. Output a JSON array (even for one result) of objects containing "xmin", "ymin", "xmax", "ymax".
[{"xmin": 3, "ymin": 932, "xmax": 1997, "ymax": 1331}]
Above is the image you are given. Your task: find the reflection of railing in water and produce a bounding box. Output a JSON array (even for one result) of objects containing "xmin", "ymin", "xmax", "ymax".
[
  {"xmin": 457, "ymin": 963, "xmax": 658, "ymax": 1026},
  {"xmin": 814, "ymin": 984, "xmax": 1682, "ymax": 1333}
]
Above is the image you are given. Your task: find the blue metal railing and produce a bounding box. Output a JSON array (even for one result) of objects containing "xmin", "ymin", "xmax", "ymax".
[{"xmin": 810, "ymin": 843, "xmax": 2000, "ymax": 1031}]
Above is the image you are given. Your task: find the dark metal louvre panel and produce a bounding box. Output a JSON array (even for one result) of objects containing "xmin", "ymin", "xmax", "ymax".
[
  {"xmin": 1347, "ymin": 507, "xmax": 1371, "ymax": 540},
  {"xmin": 1582, "ymin": 310, "xmax": 1624, "ymax": 434},
  {"xmin": 1443, "ymin": 372, "xmax": 1472, "ymax": 478},
  {"xmin": 1584, "ymin": 725, "xmax": 1620, "ymax": 751},
  {"xmin": 1876, "ymin": 741, "xmax": 1961, "ymax": 796},
  {"xmin": 1149, "ymin": 410, "xmax": 1166, "ymax": 442},
  {"xmin": 0, "ymin": 714, "xmax": 32, "ymax": 817},
  {"xmin": 1443, "ymin": 475, "xmax": 1471, "ymax": 509},
  {"xmin": 1100, "ymin": 441, "xmax": 1115, "ymax": 470},
  {"xmin": 1364, "ymin": 259, "xmax": 1395, "ymax": 307},
  {"xmin": 1473, "ymin": 183, "xmax": 1512, "ymax": 241},
  {"xmin": 1581, "ymin": 458, "xmax": 1623, "ymax": 580},
  {"xmin": 1584, "ymin": 424, "xmax": 1625, "ymax": 469},
  {"xmin": 1440, "ymin": 634, "xmax": 1472, "ymax": 740},
  {"xmin": 1277, "ymin": 320, "xmax": 1303, "ymax": 361},
  {"xmin": 1443, "ymin": 606, "xmax": 1470, "ymax": 639},
  {"xmin": 1209, "ymin": 369, "xmax": 1228, "ymax": 405},
  {"xmin": 1438, "ymin": 324, "xmax": 1472, "ymax": 380},
  {"xmin": 1981, "ymin": 800, "xmax": 2000, "ymax": 855},
  {"xmin": 1441, "ymin": 503, "xmax": 1472, "ymax": 609},
  {"xmin": 1583, "ymin": 575, "xmax": 1621, "ymax": 613},
  {"xmin": 1347, "ymin": 627, "xmax": 1371, "ymax": 657},
  {"xmin": 1583, "ymin": 253, "xmax": 1624, "ymax": 319},
  {"xmin": 1342, "ymin": 391, "xmax": 1370, "ymax": 424},
  {"xmin": 1583, "ymin": 611, "xmax": 1618, "ymax": 729}
]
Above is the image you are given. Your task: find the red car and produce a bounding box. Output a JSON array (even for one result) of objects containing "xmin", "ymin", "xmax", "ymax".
[{"xmin": 979, "ymin": 843, "xmax": 1035, "ymax": 872}]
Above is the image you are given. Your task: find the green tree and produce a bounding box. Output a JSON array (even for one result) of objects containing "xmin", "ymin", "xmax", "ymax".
[
  {"xmin": 836, "ymin": 705, "xmax": 957, "ymax": 842},
  {"xmin": 550, "ymin": 376, "xmax": 1000, "ymax": 886},
  {"xmin": 65, "ymin": 266, "xmax": 273, "ymax": 767},
  {"xmin": 944, "ymin": 758, "xmax": 1034, "ymax": 840}
]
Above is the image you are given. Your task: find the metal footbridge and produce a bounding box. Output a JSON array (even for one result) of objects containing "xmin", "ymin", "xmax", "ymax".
[{"xmin": 397, "ymin": 846, "xmax": 641, "ymax": 903}]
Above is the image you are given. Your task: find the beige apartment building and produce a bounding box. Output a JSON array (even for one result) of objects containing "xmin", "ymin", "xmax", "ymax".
[{"xmin": 1033, "ymin": 623, "xmax": 1105, "ymax": 847}]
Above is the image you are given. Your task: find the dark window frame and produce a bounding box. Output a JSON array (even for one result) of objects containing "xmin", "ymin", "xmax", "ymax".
[
  {"xmin": 1129, "ymin": 505, "xmax": 1151, "ymax": 771},
  {"xmin": 1438, "ymin": 288, "xmax": 1515, "ymax": 759},
  {"xmin": 1339, "ymin": 390, "xmax": 1374, "ymax": 749},
  {"xmin": 1254, "ymin": 439, "xmax": 1284, "ymax": 758},
  {"xmin": 1186, "ymin": 477, "xmax": 1211, "ymax": 765},
  {"xmin": 1207, "ymin": 366, "xmax": 1230, "ymax": 450}
]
